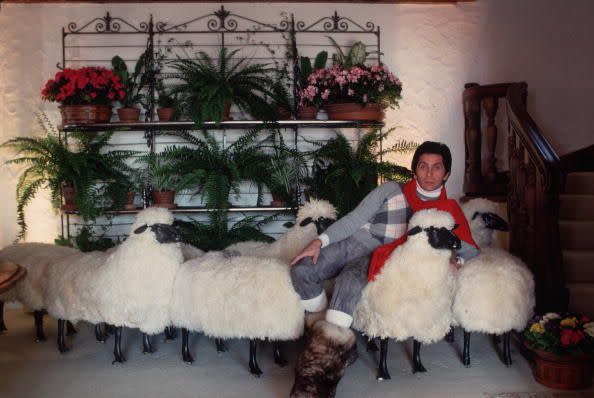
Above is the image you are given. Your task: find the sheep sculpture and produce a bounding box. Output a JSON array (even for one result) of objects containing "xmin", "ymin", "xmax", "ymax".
[
  {"xmin": 172, "ymin": 199, "xmax": 337, "ymax": 376},
  {"xmin": 353, "ymin": 209, "xmax": 461, "ymax": 380},
  {"xmin": 0, "ymin": 234, "xmax": 202, "ymax": 350},
  {"xmin": 44, "ymin": 207, "xmax": 183, "ymax": 362},
  {"xmin": 225, "ymin": 199, "xmax": 337, "ymax": 263},
  {"xmin": 452, "ymin": 198, "xmax": 535, "ymax": 367}
]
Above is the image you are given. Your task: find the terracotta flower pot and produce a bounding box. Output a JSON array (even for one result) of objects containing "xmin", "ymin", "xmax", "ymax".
[
  {"xmin": 61, "ymin": 184, "xmax": 77, "ymax": 212},
  {"xmin": 270, "ymin": 192, "xmax": 288, "ymax": 207},
  {"xmin": 297, "ymin": 105, "xmax": 318, "ymax": 120},
  {"xmin": 124, "ymin": 192, "xmax": 137, "ymax": 210},
  {"xmin": 325, "ymin": 102, "xmax": 385, "ymax": 121},
  {"xmin": 530, "ymin": 346, "xmax": 593, "ymax": 390},
  {"xmin": 277, "ymin": 106, "xmax": 293, "ymax": 120},
  {"xmin": 157, "ymin": 107, "xmax": 175, "ymax": 122},
  {"xmin": 117, "ymin": 107, "xmax": 141, "ymax": 123},
  {"xmin": 59, "ymin": 105, "xmax": 112, "ymax": 125},
  {"xmin": 151, "ymin": 190, "xmax": 176, "ymax": 209}
]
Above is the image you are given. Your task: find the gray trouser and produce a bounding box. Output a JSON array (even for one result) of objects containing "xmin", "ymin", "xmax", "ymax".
[{"xmin": 290, "ymin": 236, "xmax": 372, "ymax": 316}]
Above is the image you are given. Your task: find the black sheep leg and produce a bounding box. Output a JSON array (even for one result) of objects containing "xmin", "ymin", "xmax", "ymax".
[
  {"xmin": 272, "ymin": 341, "xmax": 287, "ymax": 367},
  {"xmin": 34, "ymin": 310, "xmax": 46, "ymax": 342},
  {"xmin": 95, "ymin": 324, "xmax": 107, "ymax": 343},
  {"xmin": 215, "ymin": 338, "xmax": 227, "ymax": 353},
  {"xmin": 412, "ymin": 340, "xmax": 426, "ymax": 373},
  {"xmin": 0, "ymin": 301, "xmax": 6, "ymax": 332},
  {"xmin": 502, "ymin": 331, "xmax": 512, "ymax": 366},
  {"xmin": 142, "ymin": 333, "xmax": 153, "ymax": 354},
  {"xmin": 66, "ymin": 321, "xmax": 77, "ymax": 336},
  {"xmin": 57, "ymin": 319, "xmax": 69, "ymax": 353},
  {"xmin": 164, "ymin": 326, "xmax": 177, "ymax": 340},
  {"xmin": 249, "ymin": 339, "xmax": 263, "ymax": 377},
  {"xmin": 366, "ymin": 336, "xmax": 379, "ymax": 352},
  {"xmin": 463, "ymin": 330, "xmax": 471, "ymax": 367},
  {"xmin": 181, "ymin": 328, "xmax": 194, "ymax": 363},
  {"xmin": 445, "ymin": 327, "xmax": 455, "ymax": 343},
  {"xmin": 376, "ymin": 338, "xmax": 391, "ymax": 380},
  {"xmin": 112, "ymin": 326, "xmax": 125, "ymax": 364}
]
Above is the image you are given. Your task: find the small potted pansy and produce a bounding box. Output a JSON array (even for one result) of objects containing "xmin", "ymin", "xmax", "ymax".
[
  {"xmin": 41, "ymin": 66, "xmax": 124, "ymax": 125},
  {"xmin": 298, "ymin": 39, "xmax": 402, "ymax": 121},
  {"xmin": 523, "ymin": 312, "xmax": 594, "ymax": 390}
]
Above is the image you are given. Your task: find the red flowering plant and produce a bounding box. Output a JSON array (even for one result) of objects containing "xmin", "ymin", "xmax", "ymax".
[
  {"xmin": 298, "ymin": 63, "xmax": 402, "ymax": 109},
  {"xmin": 523, "ymin": 313, "xmax": 594, "ymax": 356},
  {"xmin": 41, "ymin": 67, "xmax": 125, "ymax": 106}
]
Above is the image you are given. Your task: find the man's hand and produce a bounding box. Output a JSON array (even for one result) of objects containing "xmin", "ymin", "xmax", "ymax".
[{"xmin": 290, "ymin": 239, "xmax": 323, "ymax": 266}]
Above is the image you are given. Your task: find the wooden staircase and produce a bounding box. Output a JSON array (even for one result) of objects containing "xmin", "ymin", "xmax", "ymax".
[
  {"xmin": 560, "ymin": 150, "xmax": 594, "ymax": 315},
  {"xmin": 463, "ymin": 83, "xmax": 594, "ymax": 315}
]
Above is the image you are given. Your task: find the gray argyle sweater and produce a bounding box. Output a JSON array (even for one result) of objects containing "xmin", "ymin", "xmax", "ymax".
[{"xmin": 319, "ymin": 181, "xmax": 410, "ymax": 250}]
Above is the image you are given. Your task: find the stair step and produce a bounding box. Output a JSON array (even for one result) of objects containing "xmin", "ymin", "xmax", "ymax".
[
  {"xmin": 567, "ymin": 283, "xmax": 594, "ymax": 316},
  {"xmin": 559, "ymin": 220, "xmax": 594, "ymax": 250},
  {"xmin": 565, "ymin": 172, "xmax": 594, "ymax": 194},
  {"xmin": 563, "ymin": 250, "xmax": 594, "ymax": 282},
  {"xmin": 559, "ymin": 194, "xmax": 594, "ymax": 220}
]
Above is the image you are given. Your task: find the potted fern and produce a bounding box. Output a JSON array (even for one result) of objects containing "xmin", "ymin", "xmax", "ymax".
[
  {"xmin": 1, "ymin": 114, "xmax": 135, "ymax": 240},
  {"xmin": 135, "ymin": 152, "xmax": 198, "ymax": 209},
  {"xmin": 156, "ymin": 78, "xmax": 177, "ymax": 122},
  {"xmin": 306, "ymin": 128, "xmax": 415, "ymax": 217},
  {"xmin": 161, "ymin": 128, "xmax": 272, "ymax": 209},
  {"xmin": 169, "ymin": 47, "xmax": 278, "ymax": 125}
]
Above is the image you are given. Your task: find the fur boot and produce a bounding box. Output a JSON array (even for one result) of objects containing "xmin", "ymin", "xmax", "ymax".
[
  {"xmin": 304, "ymin": 310, "xmax": 326, "ymax": 330},
  {"xmin": 290, "ymin": 320, "xmax": 356, "ymax": 398}
]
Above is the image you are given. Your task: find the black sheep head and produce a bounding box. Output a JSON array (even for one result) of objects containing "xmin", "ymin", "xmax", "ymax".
[
  {"xmin": 299, "ymin": 216, "xmax": 335, "ymax": 235},
  {"xmin": 408, "ymin": 225, "xmax": 461, "ymax": 250},
  {"xmin": 133, "ymin": 223, "xmax": 182, "ymax": 244},
  {"xmin": 473, "ymin": 211, "xmax": 509, "ymax": 231}
]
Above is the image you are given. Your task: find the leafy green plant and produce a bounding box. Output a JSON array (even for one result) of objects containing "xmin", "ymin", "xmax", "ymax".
[
  {"xmin": 265, "ymin": 133, "xmax": 308, "ymax": 206},
  {"xmin": 1, "ymin": 114, "xmax": 135, "ymax": 240},
  {"xmin": 134, "ymin": 152, "xmax": 197, "ymax": 193},
  {"xmin": 111, "ymin": 50, "xmax": 150, "ymax": 108},
  {"xmin": 169, "ymin": 47, "xmax": 278, "ymax": 125},
  {"xmin": 305, "ymin": 128, "xmax": 415, "ymax": 217},
  {"xmin": 299, "ymin": 50, "xmax": 328, "ymax": 89},
  {"xmin": 156, "ymin": 78, "xmax": 178, "ymax": 109},
  {"xmin": 161, "ymin": 128, "xmax": 273, "ymax": 209},
  {"xmin": 173, "ymin": 211, "xmax": 275, "ymax": 252},
  {"xmin": 327, "ymin": 37, "xmax": 370, "ymax": 67}
]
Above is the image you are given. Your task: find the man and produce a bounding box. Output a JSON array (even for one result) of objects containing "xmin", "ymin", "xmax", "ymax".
[{"xmin": 289, "ymin": 141, "xmax": 479, "ymax": 397}]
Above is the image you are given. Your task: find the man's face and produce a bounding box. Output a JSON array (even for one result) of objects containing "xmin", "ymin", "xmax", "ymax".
[{"xmin": 414, "ymin": 153, "xmax": 450, "ymax": 191}]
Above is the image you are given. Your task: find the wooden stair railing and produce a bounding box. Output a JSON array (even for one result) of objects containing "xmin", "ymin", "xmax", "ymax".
[
  {"xmin": 463, "ymin": 82, "xmax": 567, "ymax": 312},
  {"xmin": 506, "ymin": 83, "xmax": 566, "ymax": 312},
  {"xmin": 463, "ymin": 82, "xmax": 525, "ymax": 198}
]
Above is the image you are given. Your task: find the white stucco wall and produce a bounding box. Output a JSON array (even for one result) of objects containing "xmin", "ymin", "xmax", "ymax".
[{"xmin": 1, "ymin": 0, "xmax": 592, "ymax": 245}]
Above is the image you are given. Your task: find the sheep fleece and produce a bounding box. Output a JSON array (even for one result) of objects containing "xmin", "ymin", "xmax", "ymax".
[
  {"xmin": 453, "ymin": 247, "xmax": 535, "ymax": 334},
  {"xmin": 171, "ymin": 253, "xmax": 304, "ymax": 340}
]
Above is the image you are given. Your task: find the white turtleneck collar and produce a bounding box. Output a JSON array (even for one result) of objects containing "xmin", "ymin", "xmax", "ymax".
[{"xmin": 416, "ymin": 180, "xmax": 443, "ymax": 199}]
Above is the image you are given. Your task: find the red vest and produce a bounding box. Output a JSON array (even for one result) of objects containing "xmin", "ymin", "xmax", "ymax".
[{"xmin": 367, "ymin": 180, "xmax": 478, "ymax": 281}]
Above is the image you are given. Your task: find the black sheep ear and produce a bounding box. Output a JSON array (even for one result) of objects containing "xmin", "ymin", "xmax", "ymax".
[
  {"xmin": 133, "ymin": 225, "xmax": 148, "ymax": 234},
  {"xmin": 472, "ymin": 211, "xmax": 480, "ymax": 220},
  {"xmin": 300, "ymin": 217, "xmax": 313, "ymax": 227},
  {"xmin": 407, "ymin": 226, "xmax": 422, "ymax": 236}
]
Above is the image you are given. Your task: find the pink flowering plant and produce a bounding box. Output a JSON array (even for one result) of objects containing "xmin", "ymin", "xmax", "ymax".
[
  {"xmin": 523, "ymin": 312, "xmax": 594, "ymax": 356},
  {"xmin": 41, "ymin": 67, "xmax": 125, "ymax": 106},
  {"xmin": 298, "ymin": 63, "xmax": 402, "ymax": 109}
]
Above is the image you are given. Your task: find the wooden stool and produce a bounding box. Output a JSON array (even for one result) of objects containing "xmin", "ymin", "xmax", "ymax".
[{"xmin": 0, "ymin": 260, "xmax": 26, "ymax": 294}]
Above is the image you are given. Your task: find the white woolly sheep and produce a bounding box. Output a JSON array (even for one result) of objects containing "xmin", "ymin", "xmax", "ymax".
[
  {"xmin": 353, "ymin": 209, "xmax": 461, "ymax": 379},
  {"xmin": 452, "ymin": 198, "xmax": 535, "ymax": 367},
  {"xmin": 224, "ymin": 199, "xmax": 337, "ymax": 263},
  {"xmin": 41, "ymin": 207, "xmax": 183, "ymax": 361},
  {"xmin": 0, "ymin": 235, "xmax": 201, "ymax": 347},
  {"xmin": 170, "ymin": 252, "xmax": 304, "ymax": 375}
]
